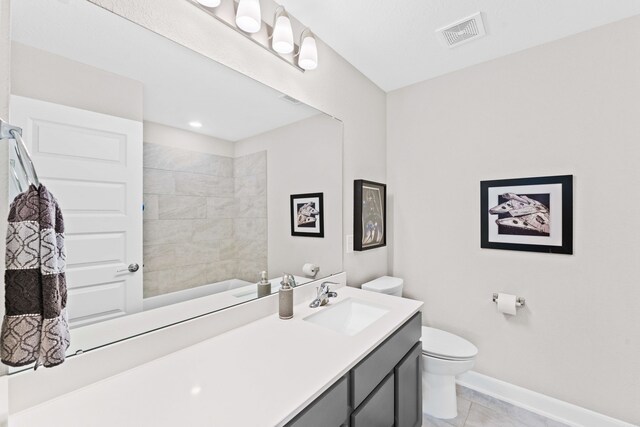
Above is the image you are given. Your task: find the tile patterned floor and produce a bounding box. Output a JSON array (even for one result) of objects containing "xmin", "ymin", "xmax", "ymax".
[{"xmin": 422, "ymin": 385, "xmax": 569, "ymax": 427}]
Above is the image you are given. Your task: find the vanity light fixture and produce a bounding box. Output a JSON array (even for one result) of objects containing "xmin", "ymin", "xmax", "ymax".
[
  {"xmin": 189, "ymin": 0, "xmax": 318, "ymax": 71},
  {"xmin": 235, "ymin": 0, "xmax": 262, "ymax": 33},
  {"xmin": 271, "ymin": 7, "xmax": 294, "ymax": 54},
  {"xmin": 195, "ymin": 0, "xmax": 221, "ymax": 7},
  {"xmin": 189, "ymin": 121, "xmax": 203, "ymax": 128},
  {"xmin": 297, "ymin": 28, "xmax": 318, "ymax": 70}
]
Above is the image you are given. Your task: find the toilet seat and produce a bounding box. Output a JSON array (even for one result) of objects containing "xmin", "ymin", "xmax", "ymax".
[{"xmin": 421, "ymin": 327, "xmax": 478, "ymax": 361}]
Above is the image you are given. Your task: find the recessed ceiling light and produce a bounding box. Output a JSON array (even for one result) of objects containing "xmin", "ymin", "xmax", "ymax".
[{"xmin": 189, "ymin": 121, "xmax": 203, "ymax": 128}]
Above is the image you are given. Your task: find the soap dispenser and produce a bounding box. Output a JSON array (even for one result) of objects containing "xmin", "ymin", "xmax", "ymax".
[
  {"xmin": 279, "ymin": 274, "xmax": 294, "ymax": 320},
  {"xmin": 257, "ymin": 271, "xmax": 271, "ymax": 298}
]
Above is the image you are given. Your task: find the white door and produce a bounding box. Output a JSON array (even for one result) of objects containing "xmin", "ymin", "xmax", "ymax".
[{"xmin": 10, "ymin": 95, "xmax": 143, "ymax": 327}]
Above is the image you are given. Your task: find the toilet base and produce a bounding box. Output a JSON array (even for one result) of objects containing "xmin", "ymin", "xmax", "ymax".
[{"xmin": 422, "ymin": 370, "xmax": 458, "ymax": 419}]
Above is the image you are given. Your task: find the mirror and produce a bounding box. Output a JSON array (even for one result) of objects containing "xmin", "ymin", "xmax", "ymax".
[{"xmin": 6, "ymin": 0, "xmax": 343, "ymax": 367}]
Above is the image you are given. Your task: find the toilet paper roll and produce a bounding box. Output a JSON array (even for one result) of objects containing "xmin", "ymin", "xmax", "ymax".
[
  {"xmin": 497, "ymin": 293, "xmax": 517, "ymax": 315},
  {"xmin": 302, "ymin": 263, "xmax": 319, "ymax": 277}
]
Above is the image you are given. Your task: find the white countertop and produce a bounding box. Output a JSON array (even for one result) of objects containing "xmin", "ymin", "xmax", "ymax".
[{"xmin": 10, "ymin": 287, "xmax": 422, "ymax": 427}]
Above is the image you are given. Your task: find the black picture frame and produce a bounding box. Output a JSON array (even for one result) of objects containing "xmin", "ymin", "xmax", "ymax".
[
  {"xmin": 354, "ymin": 180, "xmax": 387, "ymax": 251},
  {"xmin": 290, "ymin": 192, "xmax": 324, "ymax": 238},
  {"xmin": 480, "ymin": 175, "xmax": 573, "ymax": 254}
]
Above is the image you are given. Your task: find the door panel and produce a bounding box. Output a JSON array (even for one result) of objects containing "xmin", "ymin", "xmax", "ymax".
[{"xmin": 10, "ymin": 95, "xmax": 143, "ymax": 326}]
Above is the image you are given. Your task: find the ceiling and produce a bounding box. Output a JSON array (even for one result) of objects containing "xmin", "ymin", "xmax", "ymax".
[
  {"xmin": 11, "ymin": 0, "xmax": 321, "ymax": 141},
  {"xmin": 279, "ymin": 0, "xmax": 640, "ymax": 92}
]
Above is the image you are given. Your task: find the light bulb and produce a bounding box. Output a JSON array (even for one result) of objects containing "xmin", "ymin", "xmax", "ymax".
[
  {"xmin": 196, "ymin": 0, "xmax": 220, "ymax": 7},
  {"xmin": 236, "ymin": 0, "xmax": 261, "ymax": 33},
  {"xmin": 272, "ymin": 15, "xmax": 294, "ymax": 54},
  {"xmin": 298, "ymin": 35, "xmax": 318, "ymax": 70}
]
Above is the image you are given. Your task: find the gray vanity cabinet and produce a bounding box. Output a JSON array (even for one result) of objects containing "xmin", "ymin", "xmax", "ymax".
[
  {"xmin": 394, "ymin": 342, "xmax": 423, "ymax": 427},
  {"xmin": 286, "ymin": 375, "xmax": 350, "ymax": 427},
  {"xmin": 351, "ymin": 372, "xmax": 395, "ymax": 427},
  {"xmin": 285, "ymin": 312, "xmax": 422, "ymax": 427}
]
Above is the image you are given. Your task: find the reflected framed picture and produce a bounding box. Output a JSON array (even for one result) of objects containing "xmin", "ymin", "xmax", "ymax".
[
  {"xmin": 480, "ymin": 175, "xmax": 573, "ymax": 254},
  {"xmin": 354, "ymin": 180, "xmax": 386, "ymax": 251},
  {"xmin": 290, "ymin": 192, "xmax": 324, "ymax": 238}
]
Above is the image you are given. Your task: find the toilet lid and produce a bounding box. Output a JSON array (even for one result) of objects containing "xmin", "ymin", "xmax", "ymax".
[
  {"xmin": 361, "ymin": 276, "xmax": 404, "ymax": 295},
  {"xmin": 421, "ymin": 327, "xmax": 478, "ymax": 360}
]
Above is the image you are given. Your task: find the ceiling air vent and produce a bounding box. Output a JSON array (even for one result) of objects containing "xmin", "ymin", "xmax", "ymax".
[
  {"xmin": 436, "ymin": 12, "xmax": 486, "ymax": 48},
  {"xmin": 279, "ymin": 94, "xmax": 302, "ymax": 105}
]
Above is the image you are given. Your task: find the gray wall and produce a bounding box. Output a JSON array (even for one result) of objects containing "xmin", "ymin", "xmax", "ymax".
[
  {"xmin": 236, "ymin": 114, "xmax": 343, "ymax": 279},
  {"xmin": 11, "ymin": 42, "xmax": 143, "ymax": 122},
  {"xmin": 387, "ymin": 15, "xmax": 640, "ymax": 424}
]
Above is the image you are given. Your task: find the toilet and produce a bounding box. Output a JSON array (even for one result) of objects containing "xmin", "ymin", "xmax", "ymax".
[{"xmin": 361, "ymin": 276, "xmax": 478, "ymax": 420}]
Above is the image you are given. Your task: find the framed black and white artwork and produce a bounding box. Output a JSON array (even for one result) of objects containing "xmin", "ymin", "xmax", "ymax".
[
  {"xmin": 290, "ymin": 192, "xmax": 324, "ymax": 238},
  {"xmin": 480, "ymin": 175, "xmax": 573, "ymax": 254},
  {"xmin": 354, "ymin": 180, "xmax": 386, "ymax": 251}
]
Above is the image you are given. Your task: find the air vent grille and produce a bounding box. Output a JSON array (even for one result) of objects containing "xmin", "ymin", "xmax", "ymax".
[
  {"xmin": 436, "ymin": 12, "xmax": 486, "ymax": 48},
  {"xmin": 279, "ymin": 94, "xmax": 302, "ymax": 105}
]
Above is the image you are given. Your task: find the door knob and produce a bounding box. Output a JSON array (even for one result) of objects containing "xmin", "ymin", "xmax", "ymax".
[{"xmin": 117, "ymin": 263, "xmax": 140, "ymax": 273}]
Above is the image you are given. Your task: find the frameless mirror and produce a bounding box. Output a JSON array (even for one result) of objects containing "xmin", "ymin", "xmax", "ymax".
[{"xmin": 5, "ymin": 0, "xmax": 343, "ymax": 369}]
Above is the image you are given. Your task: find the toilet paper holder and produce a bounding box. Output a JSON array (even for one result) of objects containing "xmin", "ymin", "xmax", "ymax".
[{"xmin": 492, "ymin": 293, "xmax": 526, "ymax": 307}]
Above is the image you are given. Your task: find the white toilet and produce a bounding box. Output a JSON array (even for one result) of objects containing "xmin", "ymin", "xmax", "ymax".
[{"xmin": 361, "ymin": 276, "xmax": 478, "ymax": 420}]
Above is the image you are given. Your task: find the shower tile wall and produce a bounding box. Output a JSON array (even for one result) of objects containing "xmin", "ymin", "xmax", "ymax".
[
  {"xmin": 234, "ymin": 151, "xmax": 268, "ymax": 282},
  {"xmin": 142, "ymin": 142, "xmax": 267, "ymax": 297}
]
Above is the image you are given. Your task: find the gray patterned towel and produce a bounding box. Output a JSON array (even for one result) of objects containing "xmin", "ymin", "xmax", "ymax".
[{"xmin": 1, "ymin": 184, "xmax": 70, "ymax": 368}]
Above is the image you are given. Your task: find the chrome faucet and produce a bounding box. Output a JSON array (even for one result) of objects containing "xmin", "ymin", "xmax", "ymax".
[{"xmin": 309, "ymin": 282, "xmax": 338, "ymax": 308}]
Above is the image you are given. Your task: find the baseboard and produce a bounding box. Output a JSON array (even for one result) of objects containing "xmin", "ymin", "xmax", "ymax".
[{"xmin": 456, "ymin": 371, "xmax": 636, "ymax": 427}]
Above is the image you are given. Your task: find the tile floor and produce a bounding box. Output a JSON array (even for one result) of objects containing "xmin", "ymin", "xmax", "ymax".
[{"xmin": 422, "ymin": 385, "xmax": 569, "ymax": 427}]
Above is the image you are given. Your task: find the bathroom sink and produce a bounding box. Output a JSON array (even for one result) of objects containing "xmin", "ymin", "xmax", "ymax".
[{"xmin": 304, "ymin": 298, "xmax": 389, "ymax": 336}]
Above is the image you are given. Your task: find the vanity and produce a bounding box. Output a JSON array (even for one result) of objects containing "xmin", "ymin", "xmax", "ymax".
[
  {"xmin": 287, "ymin": 308, "xmax": 422, "ymax": 427},
  {"xmin": 9, "ymin": 285, "xmax": 423, "ymax": 426}
]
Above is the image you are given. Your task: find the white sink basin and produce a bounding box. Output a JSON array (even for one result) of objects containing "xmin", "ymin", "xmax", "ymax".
[{"xmin": 303, "ymin": 298, "xmax": 389, "ymax": 336}]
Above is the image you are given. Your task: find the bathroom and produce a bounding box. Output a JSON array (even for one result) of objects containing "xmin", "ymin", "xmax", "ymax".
[{"xmin": 0, "ymin": 0, "xmax": 638, "ymax": 426}]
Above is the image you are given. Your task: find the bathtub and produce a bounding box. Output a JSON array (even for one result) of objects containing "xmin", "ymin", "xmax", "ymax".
[{"xmin": 143, "ymin": 278, "xmax": 254, "ymax": 311}]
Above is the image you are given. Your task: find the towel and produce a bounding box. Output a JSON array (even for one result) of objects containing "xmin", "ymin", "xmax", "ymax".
[{"xmin": 1, "ymin": 184, "xmax": 70, "ymax": 368}]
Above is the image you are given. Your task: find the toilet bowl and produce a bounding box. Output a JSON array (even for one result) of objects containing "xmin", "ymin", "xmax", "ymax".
[
  {"xmin": 421, "ymin": 326, "xmax": 477, "ymax": 419},
  {"xmin": 361, "ymin": 276, "xmax": 478, "ymax": 420}
]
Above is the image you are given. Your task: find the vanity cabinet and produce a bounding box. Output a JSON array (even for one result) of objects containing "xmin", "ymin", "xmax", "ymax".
[
  {"xmin": 285, "ymin": 312, "xmax": 422, "ymax": 427},
  {"xmin": 351, "ymin": 372, "xmax": 395, "ymax": 427},
  {"xmin": 394, "ymin": 342, "xmax": 423, "ymax": 427},
  {"xmin": 287, "ymin": 375, "xmax": 350, "ymax": 427}
]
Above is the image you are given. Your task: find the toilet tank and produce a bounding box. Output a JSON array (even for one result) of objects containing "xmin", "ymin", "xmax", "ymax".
[{"xmin": 361, "ymin": 276, "xmax": 404, "ymax": 297}]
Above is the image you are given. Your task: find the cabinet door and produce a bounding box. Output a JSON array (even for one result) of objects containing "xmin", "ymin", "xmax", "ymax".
[
  {"xmin": 351, "ymin": 313, "xmax": 421, "ymax": 408},
  {"xmin": 286, "ymin": 375, "xmax": 350, "ymax": 427},
  {"xmin": 395, "ymin": 342, "xmax": 423, "ymax": 427},
  {"xmin": 351, "ymin": 372, "xmax": 395, "ymax": 427}
]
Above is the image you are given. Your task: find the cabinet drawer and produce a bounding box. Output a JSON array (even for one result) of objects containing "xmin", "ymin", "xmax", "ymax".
[
  {"xmin": 351, "ymin": 312, "xmax": 421, "ymax": 408},
  {"xmin": 286, "ymin": 375, "xmax": 350, "ymax": 427},
  {"xmin": 351, "ymin": 372, "xmax": 395, "ymax": 427}
]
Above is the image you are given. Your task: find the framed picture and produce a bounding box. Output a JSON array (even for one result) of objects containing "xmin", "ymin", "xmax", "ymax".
[
  {"xmin": 290, "ymin": 192, "xmax": 324, "ymax": 238},
  {"xmin": 480, "ymin": 175, "xmax": 573, "ymax": 254},
  {"xmin": 354, "ymin": 180, "xmax": 386, "ymax": 251}
]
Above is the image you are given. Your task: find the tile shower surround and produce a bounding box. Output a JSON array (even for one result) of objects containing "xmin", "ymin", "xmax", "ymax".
[{"xmin": 143, "ymin": 143, "xmax": 267, "ymax": 297}]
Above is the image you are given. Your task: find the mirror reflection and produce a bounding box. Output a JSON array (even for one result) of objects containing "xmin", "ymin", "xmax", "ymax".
[{"xmin": 7, "ymin": 0, "xmax": 343, "ymax": 361}]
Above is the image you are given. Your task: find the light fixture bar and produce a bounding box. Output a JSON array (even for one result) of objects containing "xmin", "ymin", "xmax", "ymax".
[{"xmin": 189, "ymin": 0, "xmax": 306, "ymax": 72}]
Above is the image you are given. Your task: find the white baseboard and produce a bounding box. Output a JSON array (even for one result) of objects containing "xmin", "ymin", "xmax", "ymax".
[{"xmin": 456, "ymin": 371, "xmax": 637, "ymax": 427}]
